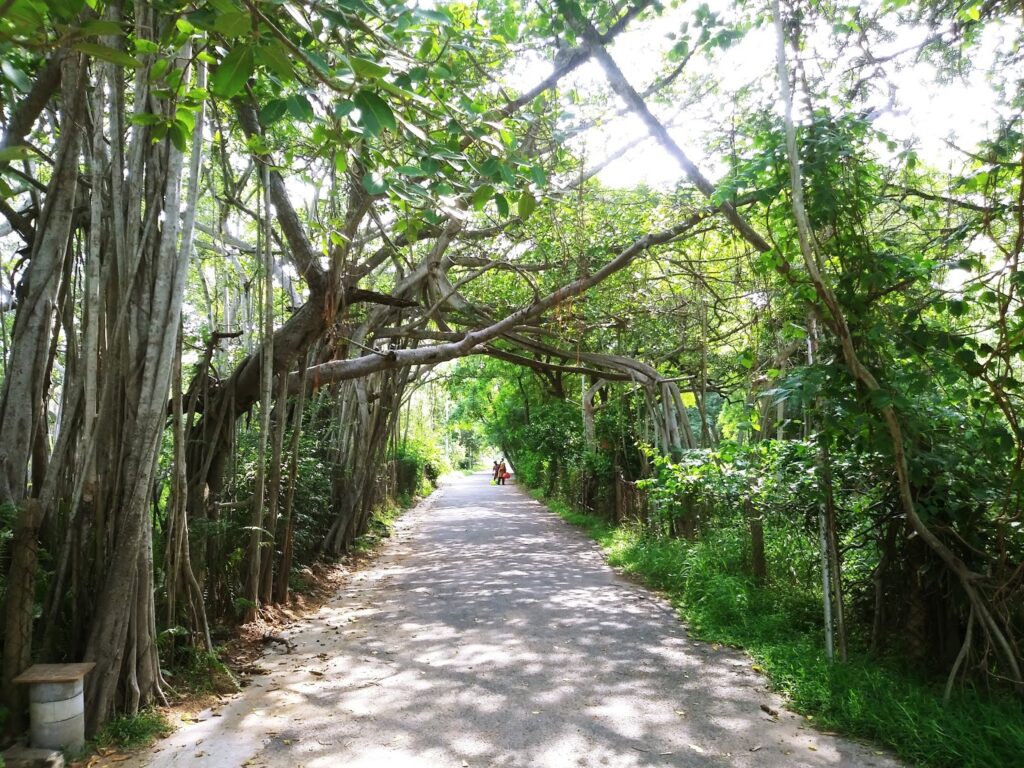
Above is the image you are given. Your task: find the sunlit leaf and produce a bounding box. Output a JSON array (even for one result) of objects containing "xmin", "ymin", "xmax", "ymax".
[
  {"xmin": 353, "ymin": 90, "xmax": 396, "ymax": 136},
  {"xmin": 210, "ymin": 45, "xmax": 255, "ymax": 98}
]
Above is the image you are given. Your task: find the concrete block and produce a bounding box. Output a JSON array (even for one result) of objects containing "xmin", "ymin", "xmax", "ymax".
[
  {"xmin": 27, "ymin": 680, "xmax": 82, "ymax": 704},
  {"xmin": 29, "ymin": 712, "xmax": 85, "ymax": 753},
  {"xmin": 29, "ymin": 692, "xmax": 84, "ymax": 726}
]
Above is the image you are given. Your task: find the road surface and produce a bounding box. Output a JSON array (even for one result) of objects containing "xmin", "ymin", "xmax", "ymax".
[{"xmin": 121, "ymin": 472, "xmax": 899, "ymax": 767}]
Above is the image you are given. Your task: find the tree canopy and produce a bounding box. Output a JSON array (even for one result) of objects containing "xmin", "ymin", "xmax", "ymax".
[{"xmin": 0, "ymin": 0, "xmax": 1022, "ymax": 760}]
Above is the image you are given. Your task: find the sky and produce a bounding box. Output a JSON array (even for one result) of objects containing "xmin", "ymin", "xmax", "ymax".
[{"xmin": 507, "ymin": 2, "xmax": 1012, "ymax": 191}]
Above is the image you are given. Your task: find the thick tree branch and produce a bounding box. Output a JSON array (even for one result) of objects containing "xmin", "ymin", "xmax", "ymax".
[
  {"xmin": 294, "ymin": 210, "xmax": 708, "ymax": 389},
  {"xmin": 235, "ymin": 103, "xmax": 327, "ymax": 292}
]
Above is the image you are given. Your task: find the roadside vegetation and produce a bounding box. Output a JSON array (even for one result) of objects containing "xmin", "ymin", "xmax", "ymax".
[{"xmin": 542, "ymin": 494, "xmax": 1024, "ymax": 768}]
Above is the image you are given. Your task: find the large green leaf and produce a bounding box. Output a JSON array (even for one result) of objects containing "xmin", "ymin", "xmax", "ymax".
[
  {"xmin": 0, "ymin": 145, "xmax": 33, "ymax": 163},
  {"xmin": 259, "ymin": 41, "xmax": 295, "ymax": 82},
  {"xmin": 517, "ymin": 191, "xmax": 537, "ymax": 220},
  {"xmin": 361, "ymin": 171, "xmax": 388, "ymax": 195},
  {"xmin": 259, "ymin": 98, "xmax": 288, "ymax": 126},
  {"xmin": 494, "ymin": 193, "xmax": 509, "ymax": 218},
  {"xmin": 73, "ymin": 41, "xmax": 140, "ymax": 68},
  {"xmin": 353, "ymin": 90, "xmax": 396, "ymax": 136},
  {"xmin": 286, "ymin": 94, "xmax": 315, "ymax": 122},
  {"xmin": 210, "ymin": 45, "xmax": 255, "ymax": 98},
  {"xmin": 214, "ymin": 10, "xmax": 250, "ymax": 38},
  {"xmin": 351, "ymin": 56, "xmax": 389, "ymax": 79}
]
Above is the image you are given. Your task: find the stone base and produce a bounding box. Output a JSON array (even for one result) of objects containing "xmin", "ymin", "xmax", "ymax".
[{"xmin": 2, "ymin": 743, "xmax": 66, "ymax": 768}]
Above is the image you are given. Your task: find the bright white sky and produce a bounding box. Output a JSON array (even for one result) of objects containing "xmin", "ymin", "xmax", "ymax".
[{"xmin": 504, "ymin": 3, "xmax": 1011, "ymax": 190}]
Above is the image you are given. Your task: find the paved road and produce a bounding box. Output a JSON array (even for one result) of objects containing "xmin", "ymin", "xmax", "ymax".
[{"xmin": 125, "ymin": 473, "xmax": 899, "ymax": 767}]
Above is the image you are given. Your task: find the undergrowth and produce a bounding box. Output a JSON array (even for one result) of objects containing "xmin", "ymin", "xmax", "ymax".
[
  {"xmin": 351, "ymin": 490, "xmax": 421, "ymax": 554},
  {"xmin": 94, "ymin": 709, "xmax": 173, "ymax": 751},
  {"xmin": 160, "ymin": 644, "xmax": 238, "ymax": 698},
  {"xmin": 538, "ymin": 492, "xmax": 1024, "ymax": 768}
]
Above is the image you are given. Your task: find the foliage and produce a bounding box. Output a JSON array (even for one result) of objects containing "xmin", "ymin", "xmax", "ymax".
[{"xmin": 394, "ymin": 438, "xmax": 448, "ymax": 500}]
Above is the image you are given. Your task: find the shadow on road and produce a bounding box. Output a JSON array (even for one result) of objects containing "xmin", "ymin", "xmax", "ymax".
[{"xmin": 131, "ymin": 472, "xmax": 898, "ymax": 768}]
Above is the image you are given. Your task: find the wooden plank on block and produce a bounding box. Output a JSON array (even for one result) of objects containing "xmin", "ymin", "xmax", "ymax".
[{"xmin": 13, "ymin": 663, "xmax": 96, "ymax": 684}]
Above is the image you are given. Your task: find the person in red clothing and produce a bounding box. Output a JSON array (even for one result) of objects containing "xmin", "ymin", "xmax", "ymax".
[{"xmin": 497, "ymin": 459, "xmax": 508, "ymax": 485}]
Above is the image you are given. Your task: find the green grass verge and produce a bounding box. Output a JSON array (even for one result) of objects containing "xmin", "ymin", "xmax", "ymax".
[
  {"xmin": 352, "ymin": 490, "xmax": 423, "ymax": 554},
  {"xmin": 537, "ymin": 491, "xmax": 1024, "ymax": 768},
  {"xmin": 94, "ymin": 709, "xmax": 173, "ymax": 751}
]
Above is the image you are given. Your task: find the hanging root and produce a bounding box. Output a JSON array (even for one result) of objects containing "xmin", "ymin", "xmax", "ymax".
[{"xmin": 944, "ymin": 605, "xmax": 975, "ymax": 704}]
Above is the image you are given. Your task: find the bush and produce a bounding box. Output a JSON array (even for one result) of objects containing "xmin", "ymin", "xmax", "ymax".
[{"xmin": 394, "ymin": 438, "xmax": 449, "ymax": 498}]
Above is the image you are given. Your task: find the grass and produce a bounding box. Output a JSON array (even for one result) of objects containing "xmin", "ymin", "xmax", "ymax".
[
  {"xmin": 352, "ymin": 502, "xmax": 403, "ymax": 553},
  {"xmin": 352, "ymin": 489, "xmax": 423, "ymax": 554},
  {"xmin": 94, "ymin": 709, "xmax": 173, "ymax": 751},
  {"xmin": 536, "ymin": 491, "xmax": 1024, "ymax": 768}
]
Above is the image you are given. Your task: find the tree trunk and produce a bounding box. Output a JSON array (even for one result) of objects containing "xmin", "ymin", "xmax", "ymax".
[{"xmin": 0, "ymin": 55, "xmax": 86, "ymax": 732}]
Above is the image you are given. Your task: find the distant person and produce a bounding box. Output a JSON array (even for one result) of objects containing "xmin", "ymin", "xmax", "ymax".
[
  {"xmin": 492, "ymin": 460, "xmax": 500, "ymax": 483},
  {"xmin": 497, "ymin": 459, "xmax": 508, "ymax": 485}
]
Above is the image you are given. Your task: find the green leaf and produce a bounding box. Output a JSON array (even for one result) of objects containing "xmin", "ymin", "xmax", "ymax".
[
  {"xmin": 73, "ymin": 41, "xmax": 141, "ymax": 68},
  {"xmin": 0, "ymin": 145, "xmax": 33, "ymax": 163},
  {"xmin": 395, "ymin": 165, "xmax": 428, "ymax": 177},
  {"xmin": 947, "ymin": 299, "xmax": 968, "ymax": 317},
  {"xmin": 259, "ymin": 41, "xmax": 295, "ymax": 82},
  {"xmin": 169, "ymin": 120, "xmax": 189, "ymax": 152},
  {"xmin": 1, "ymin": 61, "xmax": 30, "ymax": 91},
  {"xmin": 334, "ymin": 152, "xmax": 348, "ymax": 174},
  {"xmin": 353, "ymin": 90, "xmax": 396, "ymax": 136},
  {"xmin": 417, "ymin": 35, "xmax": 435, "ymax": 60},
  {"xmin": 286, "ymin": 93, "xmax": 315, "ymax": 122},
  {"xmin": 214, "ymin": 10, "xmax": 250, "ymax": 38},
  {"xmin": 128, "ymin": 113, "xmax": 163, "ymax": 127},
  {"xmin": 80, "ymin": 19, "xmax": 124, "ymax": 37},
  {"xmin": 472, "ymin": 185, "xmax": 494, "ymax": 211},
  {"xmin": 412, "ymin": 8, "xmax": 452, "ymax": 25},
  {"xmin": 210, "ymin": 45, "xmax": 255, "ymax": 98},
  {"xmin": 259, "ymin": 98, "xmax": 288, "ymax": 126},
  {"xmin": 351, "ymin": 56, "xmax": 389, "ymax": 79},
  {"xmin": 517, "ymin": 191, "xmax": 536, "ymax": 220},
  {"xmin": 149, "ymin": 58, "xmax": 170, "ymax": 81},
  {"xmin": 361, "ymin": 171, "xmax": 388, "ymax": 195},
  {"xmin": 494, "ymin": 193, "xmax": 509, "ymax": 218},
  {"xmin": 134, "ymin": 39, "xmax": 160, "ymax": 55}
]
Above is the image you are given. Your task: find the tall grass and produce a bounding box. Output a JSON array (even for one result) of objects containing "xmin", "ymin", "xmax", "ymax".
[{"xmin": 541, "ymin": 494, "xmax": 1024, "ymax": 768}]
